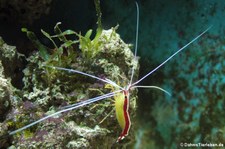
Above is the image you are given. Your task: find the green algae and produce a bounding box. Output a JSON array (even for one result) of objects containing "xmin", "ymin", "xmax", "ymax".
[{"xmin": 21, "ymin": 28, "xmax": 50, "ymax": 61}]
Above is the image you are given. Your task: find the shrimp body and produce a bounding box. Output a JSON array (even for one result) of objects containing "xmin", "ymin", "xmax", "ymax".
[{"xmin": 115, "ymin": 90, "xmax": 131, "ymax": 142}]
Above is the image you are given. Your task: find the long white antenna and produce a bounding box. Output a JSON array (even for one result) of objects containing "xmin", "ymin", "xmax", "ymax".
[
  {"xmin": 132, "ymin": 26, "xmax": 212, "ymax": 86},
  {"xmin": 45, "ymin": 65, "xmax": 123, "ymax": 90},
  {"xmin": 60, "ymin": 90, "xmax": 120, "ymax": 109},
  {"xmin": 129, "ymin": 2, "xmax": 139, "ymax": 86},
  {"xmin": 7, "ymin": 90, "xmax": 122, "ymax": 136}
]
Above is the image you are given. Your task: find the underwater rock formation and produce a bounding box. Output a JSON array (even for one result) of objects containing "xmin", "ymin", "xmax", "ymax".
[
  {"xmin": 17, "ymin": 27, "xmax": 138, "ymax": 148},
  {"xmin": 0, "ymin": 37, "xmax": 25, "ymax": 88},
  {"xmin": 0, "ymin": 61, "xmax": 11, "ymax": 122},
  {"xmin": 0, "ymin": 37, "xmax": 17, "ymax": 148},
  {"xmin": 0, "ymin": 0, "xmax": 140, "ymax": 147},
  {"xmin": 0, "ymin": 25, "xmax": 139, "ymax": 148},
  {"xmin": 0, "ymin": 36, "xmax": 23, "ymax": 119}
]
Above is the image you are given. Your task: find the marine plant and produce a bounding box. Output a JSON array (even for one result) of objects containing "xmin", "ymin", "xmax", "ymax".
[{"xmin": 22, "ymin": 0, "xmax": 103, "ymax": 62}]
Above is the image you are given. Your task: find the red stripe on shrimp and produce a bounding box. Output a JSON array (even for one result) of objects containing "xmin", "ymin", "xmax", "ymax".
[{"xmin": 117, "ymin": 90, "xmax": 131, "ymax": 142}]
